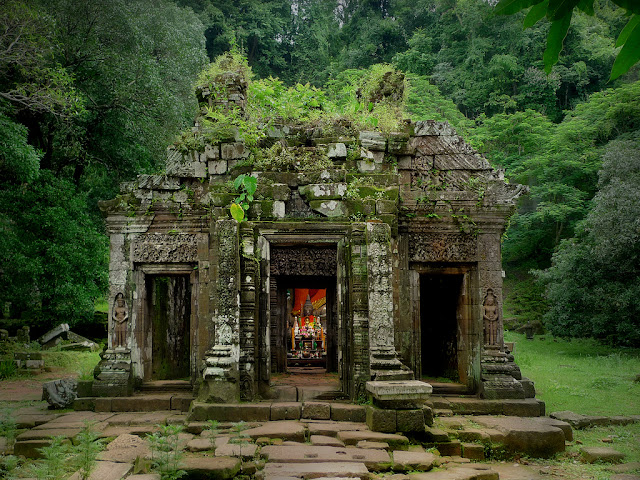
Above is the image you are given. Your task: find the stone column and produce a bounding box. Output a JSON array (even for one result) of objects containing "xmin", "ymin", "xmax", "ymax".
[
  {"xmin": 239, "ymin": 223, "xmax": 257, "ymax": 401},
  {"xmin": 199, "ymin": 219, "xmax": 240, "ymax": 402},
  {"xmin": 366, "ymin": 222, "xmax": 412, "ymax": 381}
]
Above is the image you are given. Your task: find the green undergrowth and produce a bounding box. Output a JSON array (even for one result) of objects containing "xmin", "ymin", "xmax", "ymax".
[{"xmin": 505, "ymin": 331, "xmax": 640, "ymax": 416}]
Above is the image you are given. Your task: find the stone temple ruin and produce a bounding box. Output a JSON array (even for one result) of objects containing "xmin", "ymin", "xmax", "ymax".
[{"xmin": 95, "ymin": 69, "xmax": 531, "ymax": 408}]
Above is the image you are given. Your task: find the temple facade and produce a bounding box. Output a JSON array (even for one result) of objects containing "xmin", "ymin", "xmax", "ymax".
[{"xmin": 95, "ymin": 72, "xmax": 530, "ymax": 403}]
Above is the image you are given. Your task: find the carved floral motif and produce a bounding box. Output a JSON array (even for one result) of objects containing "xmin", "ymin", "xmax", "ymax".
[
  {"xmin": 408, "ymin": 233, "xmax": 477, "ymax": 262},
  {"xmin": 132, "ymin": 234, "xmax": 198, "ymax": 263}
]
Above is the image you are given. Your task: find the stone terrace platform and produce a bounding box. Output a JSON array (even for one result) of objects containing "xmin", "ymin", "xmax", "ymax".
[{"xmin": 11, "ymin": 409, "xmax": 575, "ymax": 480}]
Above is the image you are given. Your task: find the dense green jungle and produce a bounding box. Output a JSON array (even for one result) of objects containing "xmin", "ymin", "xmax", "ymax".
[{"xmin": 1, "ymin": 0, "xmax": 639, "ymax": 346}]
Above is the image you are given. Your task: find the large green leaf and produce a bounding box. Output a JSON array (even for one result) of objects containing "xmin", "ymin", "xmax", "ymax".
[
  {"xmin": 230, "ymin": 202, "xmax": 245, "ymax": 222},
  {"xmin": 577, "ymin": 0, "xmax": 595, "ymax": 15},
  {"xmin": 612, "ymin": 0, "xmax": 640, "ymax": 15},
  {"xmin": 615, "ymin": 14, "xmax": 640, "ymax": 47},
  {"xmin": 547, "ymin": 0, "xmax": 580, "ymax": 21},
  {"xmin": 524, "ymin": 0, "xmax": 549, "ymax": 28},
  {"xmin": 610, "ymin": 19, "xmax": 640, "ymax": 80},
  {"xmin": 495, "ymin": 0, "xmax": 542, "ymax": 15},
  {"xmin": 543, "ymin": 13, "xmax": 572, "ymax": 73}
]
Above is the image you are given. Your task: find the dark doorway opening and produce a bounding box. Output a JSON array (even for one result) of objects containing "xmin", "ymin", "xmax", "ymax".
[
  {"xmin": 147, "ymin": 275, "xmax": 191, "ymax": 380},
  {"xmin": 271, "ymin": 276, "xmax": 338, "ymax": 376},
  {"xmin": 420, "ymin": 274, "xmax": 463, "ymax": 382}
]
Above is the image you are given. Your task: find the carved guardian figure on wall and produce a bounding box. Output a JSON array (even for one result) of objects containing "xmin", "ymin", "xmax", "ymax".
[
  {"xmin": 483, "ymin": 288, "xmax": 499, "ymax": 346},
  {"xmin": 113, "ymin": 293, "xmax": 129, "ymax": 348}
]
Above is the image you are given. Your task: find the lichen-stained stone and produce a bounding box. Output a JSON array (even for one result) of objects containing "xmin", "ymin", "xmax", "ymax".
[
  {"xmin": 309, "ymin": 199, "xmax": 346, "ymax": 217},
  {"xmin": 221, "ymin": 142, "xmax": 250, "ymax": 159},
  {"xmin": 302, "ymin": 401, "xmax": 331, "ymax": 420},
  {"xmin": 360, "ymin": 131, "xmax": 386, "ymax": 151},
  {"xmin": 396, "ymin": 409, "xmax": 425, "ymax": 433},
  {"xmin": 299, "ymin": 183, "xmax": 348, "ymax": 200},
  {"xmin": 414, "ymin": 120, "xmax": 457, "ymax": 137},
  {"xmin": 209, "ymin": 160, "xmax": 228, "ymax": 175},
  {"xmin": 328, "ymin": 143, "xmax": 347, "ymax": 158}
]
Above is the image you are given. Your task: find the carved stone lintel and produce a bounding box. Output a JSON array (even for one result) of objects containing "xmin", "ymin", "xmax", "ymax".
[
  {"xmin": 408, "ymin": 233, "xmax": 477, "ymax": 262},
  {"xmin": 270, "ymin": 247, "xmax": 337, "ymax": 277},
  {"xmin": 132, "ymin": 233, "xmax": 198, "ymax": 263}
]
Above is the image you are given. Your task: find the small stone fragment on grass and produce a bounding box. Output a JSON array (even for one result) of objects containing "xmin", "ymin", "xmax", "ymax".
[{"xmin": 581, "ymin": 446, "xmax": 626, "ymax": 464}]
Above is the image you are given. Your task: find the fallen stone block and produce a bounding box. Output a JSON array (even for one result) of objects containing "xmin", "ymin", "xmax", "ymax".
[
  {"xmin": 42, "ymin": 378, "xmax": 77, "ymax": 409},
  {"xmin": 531, "ymin": 416, "xmax": 573, "ymax": 441},
  {"xmin": 38, "ymin": 323, "xmax": 69, "ymax": 346},
  {"xmin": 474, "ymin": 416, "xmax": 565, "ymax": 458},
  {"xmin": 550, "ymin": 411, "xmax": 592, "ymax": 429},
  {"xmin": 581, "ymin": 446, "xmax": 626, "ymax": 464}
]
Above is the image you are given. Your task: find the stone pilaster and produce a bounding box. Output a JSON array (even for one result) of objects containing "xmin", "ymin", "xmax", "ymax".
[
  {"xmin": 239, "ymin": 223, "xmax": 257, "ymax": 401},
  {"xmin": 349, "ymin": 223, "xmax": 371, "ymax": 400},
  {"xmin": 366, "ymin": 222, "xmax": 412, "ymax": 381},
  {"xmin": 199, "ymin": 219, "xmax": 240, "ymax": 403}
]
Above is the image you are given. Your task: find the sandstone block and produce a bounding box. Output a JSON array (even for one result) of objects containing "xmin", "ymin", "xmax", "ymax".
[
  {"xmin": 367, "ymin": 405, "xmax": 397, "ymax": 433},
  {"xmin": 462, "ymin": 443, "xmax": 485, "ymax": 460},
  {"xmin": 68, "ymin": 460, "xmax": 132, "ymax": 480},
  {"xmin": 270, "ymin": 402, "xmax": 301, "ymax": 421},
  {"xmin": 302, "ymin": 401, "xmax": 331, "ymax": 420},
  {"xmin": 397, "ymin": 409, "xmax": 425, "ymax": 433},
  {"xmin": 436, "ymin": 441, "xmax": 462, "ymax": 456},
  {"xmin": 260, "ymin": 461, "xmax": 368, "ymax": 479},
  {"xmin": 337, "ymin": 430, "xmax": 409, "ymax": 448},
  {"xmin": 331, "ymin": 403, "xmax": 366, "ymax": 422},
  {"xmin": 310, "ymin": 435, "xmax": 345, "ymax": 447},
  {"xmin": 392, "ymin": 451, "xmax": 437, "ymax": 472},
  {"xmin": 243, "ymin": 421, "xmax": 306, "ymax": 442}
]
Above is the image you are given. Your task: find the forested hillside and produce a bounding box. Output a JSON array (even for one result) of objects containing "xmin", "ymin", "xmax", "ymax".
[{"xmin": 1, "ymin": 0, "xmax": 638, "ymax": 345}]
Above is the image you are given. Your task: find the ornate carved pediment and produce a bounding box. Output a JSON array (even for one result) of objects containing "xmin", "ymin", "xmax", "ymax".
[
  {"xmin": 271, "ymin": 247, "xmax": 337, "ymax": 276},
  {"xmin": 132, "ymin": 233, "xmax": 198, "ymax": 263},
  {"xmin": 408, "ymin": 232, "xmax": 477, "ymax": 262}
]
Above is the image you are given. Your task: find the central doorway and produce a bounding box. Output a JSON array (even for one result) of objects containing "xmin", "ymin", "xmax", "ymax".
[
  {"xmin": 420, "ymin": 274, "xmax": 463, "ymax": 382},
  {"xmin": 146, "ymin": 275, "xmax": 191, "ymax": 381}
]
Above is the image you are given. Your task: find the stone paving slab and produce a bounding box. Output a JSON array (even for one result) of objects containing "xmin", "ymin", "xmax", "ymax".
[
  {"xmin": 357, "ymin": 440, "xmax": 389, "ymax": 449},
  {"xmin": 392, "ymin": 451, "xmax": 437, "ymax": 472},
  {"xmin": 338, "ymin": 430, "xmax": 409, "ymax": 448},
  {"xmin": 530, "ymin": 416, "xmax": 573, "ymax": 441},
  {"xmin": 187, "ymin": 437, "xmax": 214, "ymax": 452},
  {"xmin": 311, "ymin": 434, "xmax": 345, "ymax": 446},
  {"xmin": 610, "ymin": 474, "xmax": 640, "ymax": 480},
  {"xmin": 16, "ymin": 427, "xmax": 82, "ymax": 441},
  {"xmin": 306, "ymin": 421, "xmax": 369, "ymax": 436},
  {"xmin": 216, "ymin": 442, "xmax": 258, "ymax": 458},
  {"xmin": 107, "ymin": 411, "xmax": 172, "ymax": 426},
  {"xmin": 182, "ymin": 455, "xmax": 241, "ymax": 480},
  {"xmin": 473, "ymin": 416, "xmax": 565, "ymax": 458},
  {"xmin": 97, "ymin": 433, "xmax": 151, "ymax": 463},
  {"xmin": 14, "ymin": 439, "xmax": 64, "ymax": 458},
  {"xmin": 68, "ymin": 461, "xmax": 133, "ymax": 480},
  {"xmin": 408, "ymin": 465, "xmax": 498, "ymax": 480},
  {"xmin": 261, "ymin": 445, "xmax": 392, "ymax": 471},
  {"xmin": 99, "ymin": 425, "xmax": 159, "ymax": 438},
  {"xmin": 259, "ymin": 461, "xmax": 369, "ymax": 479},
  {"xmin": 244, "ymin": 421, "xmax": 306, "ymax": 442},
  {"xmin": 128, "ymin": 475, "xmax": 161, "ymax": 480},
  {"xmin": 15, "ymin": 413, "xmax": 61, "ymax": 429}
]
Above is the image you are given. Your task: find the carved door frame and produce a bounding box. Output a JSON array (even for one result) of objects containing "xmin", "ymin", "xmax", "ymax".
[
  {"xmin": 258, "ymin": 231, "xmax": 348, "ymax": 394},
  {"xmin": 132, "ymin": 264, "xmax": 199, "ymax": 383},
  {"xmin": 410, "ymin": 263, "xmax": 477, "ymax": 393}
]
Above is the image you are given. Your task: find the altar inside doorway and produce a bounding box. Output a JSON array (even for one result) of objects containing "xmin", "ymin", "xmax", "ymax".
[{"xmin": 287, "ymin": 288, "xmax": 327, "ymax": 367}]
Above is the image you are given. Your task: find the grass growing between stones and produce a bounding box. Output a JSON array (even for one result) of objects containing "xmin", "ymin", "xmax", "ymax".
[{"xmin": 504, "ymin": 332, "xmax": 640, "ymax": 416}]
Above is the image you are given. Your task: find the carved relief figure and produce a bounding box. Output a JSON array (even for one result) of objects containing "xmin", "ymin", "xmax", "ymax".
[
  {"xmin": 113, "ymin": 293, "xmax": 129, "ymax": 348},
  {"xmin": 483, "ymin": 289, "xmax": 499, "ymax": 346}
]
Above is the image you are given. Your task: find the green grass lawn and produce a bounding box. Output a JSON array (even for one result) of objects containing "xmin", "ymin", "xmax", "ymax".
[{"xmin": 505, "ymin": 331, "xmax": 640, "ymax": 416}]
